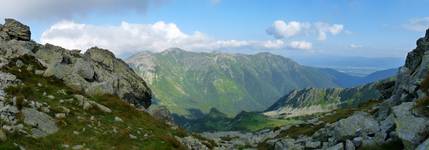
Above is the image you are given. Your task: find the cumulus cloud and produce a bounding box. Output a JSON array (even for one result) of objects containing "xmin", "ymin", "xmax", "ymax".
[
  {"xmin": 288, "ymin": 41, "xmax": 312, "ymax": 50},
  {"xmin": 41, "ymin": 21, "xmax": 311, "ymax": 56},
  {"xmin": 266, "ymin": 20, "xmax": 344, "ymax": 41},
  {"xmin": 266, "ymin": 20, "xmax": 310, "ymax": 39},
  {"xmin": 404, "ymin": 17, "xmax": 429, "ymax": 32},
  {"xmin": 0, "ymin": 0, "xmax": 166, "ymax": 20},
  {"xmin": 314, "ymin": 22, "xmax": 344, "ymax": 40}
]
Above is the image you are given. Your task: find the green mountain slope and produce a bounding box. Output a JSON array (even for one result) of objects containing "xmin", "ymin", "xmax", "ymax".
[{"xmin": 127, "ymin": 48, "xmax": 345, "ymax": 117}]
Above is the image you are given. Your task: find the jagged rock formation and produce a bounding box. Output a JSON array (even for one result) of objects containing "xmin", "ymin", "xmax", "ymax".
[{"xmin": 0, "ymin": 19, "xmax": 152, "ymax": 108}]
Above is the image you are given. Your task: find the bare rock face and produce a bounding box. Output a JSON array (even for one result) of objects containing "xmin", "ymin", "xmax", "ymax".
[
  {"xmin": 0, "ymin": 19, "xmax": 152, "ymax": 109},
  {"xmin": 0, "ymin": 18, "xmax": 31, "ymax": 41},
  {"xmin": 391, "ymin": 28, "xmax": 429, "ymax": 104}
]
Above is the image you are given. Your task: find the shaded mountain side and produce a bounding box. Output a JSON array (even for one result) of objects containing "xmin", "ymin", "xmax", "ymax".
[{"xmin": 263, "ymin": 78, "xmax": 395, "ymax": 118}]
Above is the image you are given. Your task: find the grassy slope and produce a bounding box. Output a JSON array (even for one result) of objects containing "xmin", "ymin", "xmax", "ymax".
[{"xmin": 0, "ymin": 55, "xmax": 187, "ymax": 150}]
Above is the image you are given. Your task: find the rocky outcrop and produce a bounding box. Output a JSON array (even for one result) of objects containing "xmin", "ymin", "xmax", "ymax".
[
  {"xmin": 22, "ymin": 108, "xmax": 59, "ymax": 138},
  {"xmin": 0, "ymin": 18, "xmax": 31, "ymax": 41},
  {"xmin": 0, "ymin": 18, "xmax": 152, "ymax": 109},
  {"xmin": 332, "ymin": 112, "xmax": 380, "ymax": 141}
]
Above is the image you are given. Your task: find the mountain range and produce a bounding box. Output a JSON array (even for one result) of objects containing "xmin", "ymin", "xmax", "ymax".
[{"xmin": 127, "ymin": 49, "xmax": 397, "ymax": 117}]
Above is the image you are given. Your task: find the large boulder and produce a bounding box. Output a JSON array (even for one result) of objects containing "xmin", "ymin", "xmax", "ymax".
[
  {"xmin": 332, "ymin": 112, "xmax": 380, "ymax": 140},
  {"xmin": 392, "ymin": 102, "xmax": 429, "ymax": 149},
  {"xmin": 22, "ymin": 108, "xmax": 58, "ymax": 138},
  {"xmin": 0, "ymin": 18, "xmax": 31, "ymax": 41}
]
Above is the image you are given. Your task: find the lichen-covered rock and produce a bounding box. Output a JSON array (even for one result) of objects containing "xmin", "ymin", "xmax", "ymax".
[
  {"xmin": 0, "ymin": 19, "xmax": 152, "ymax": 109},
  {"xmin": 175, "ymin": 136, "xmax": 209, "ymax": 150},
  {"xmin": 392, "ymin": 102, "xmax": 429, "ymax": 149},
  {"xmin": 0, "ymin": 18, "xmax": 31, "ymax": 41},
  {"xmin": 332, "ymin": 112, "xmax": 380, "ymax": 140},
  {"xmin": 22, "ymin": 108, "xmax": 58, "ymax": 138},
  {"xmin": 35, "ymin": 45, "xmax": 152, "ymax": 108}
]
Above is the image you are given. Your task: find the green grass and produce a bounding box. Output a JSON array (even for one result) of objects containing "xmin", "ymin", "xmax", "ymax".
[
  {"xmin": 0, "ymin": 55, "xmax": 187, "ymax": 150},
  {"xmin": 230, "ymin": 112, "xmax": 302, "ymax": 132}
]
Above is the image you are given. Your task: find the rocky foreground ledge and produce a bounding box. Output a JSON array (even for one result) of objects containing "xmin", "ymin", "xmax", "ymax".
[{"xmin": 0, "ymin": 18, "xmax": 152, "ymax": 108}]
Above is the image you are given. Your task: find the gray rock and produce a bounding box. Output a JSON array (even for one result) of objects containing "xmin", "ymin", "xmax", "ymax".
[
  {"xmin": 345, "ymin": 140, "xmax": 355, "ymax": 150},
  {"xmin": 176, "ymin": 136, "xmax": 209, "ymax": 150},
  {"xmin": 88, "ymin": 100, "xmax": 111, "ymax": 113},
  {"xmin": 305, "ymin": 141, "xmax": 321, "ymax": 149},
  {"xmin": 55, "ymin": 113, "xmax": 66, "ymax": 119},
  {"xmin": 332, "ymin": 112, "xmax": 380, "ymax": 140},
  {"xmin": 393, "ymin": 102, "xmax": 429, "ymax": 148},
  {"xmin": 0, "ymin": 18, "xmax": 31, "ymax": 41},
  {"xmin": 416, "ymin": 138, "xmax": 429, "ymax": 150},
  {"xmin": 22, "ymin": 108, "xmax": 58, "ymax": 138},
  {"xmin": 114, "ymin": 116, "xmax": 123, "ymax": 122},
  {"xmin": 326, "ymin": 143, "xmax": 344, "ymax": 150}
]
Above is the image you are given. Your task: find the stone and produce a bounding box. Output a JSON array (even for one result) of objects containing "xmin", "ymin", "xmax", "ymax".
[
  {"xmin": 393, "ymin": 102, "xmax": 429, "ymax": 149},
  {"xmin": 345, "ymin": 140, "xmax": 355, "ymax": 150},
  {"xmin": 176, "ymin": 136, "xmax": 209, "ymax": 150},
  {"xmin": 22, "ymin": 108, "xmax": 58, "ymax": 138},
  {"xmin": 416, "ymin": 138, "xmax": 429, "ymax": 150},
  {"xmin": 1, "ymin": 18, "xmax": 31, "ymax": 41},
  {"xmin": 332, "ymin": 112, "xmax": 380, "ymax": 140},
  {"xmin": 88, "ymin": 101, "xmax": 111, "ymax": 113},
  {"xmin": 114, "ymin": 116, "xmax": 123, "ymax": 122},
  {"xmin": 72, "ymin": 145, "xmax": 84, "ymax": 150},
  {"xmin": 352, "ymin": 137, "xmax": 363, "ymax": 147},
  {"xmin": 305, "ymin": 141, "xmax": 321, "ymax": 149},
  {"xmin": 55, "ymin": 113, "xmax": 66, "ymax": 119},
  {"xmin": 129, "ymin": 134, "xmax": 137, "ymax": 139},
  {"xmin": 326, "ymin": 143, "xmax": 344, "ymax": 150}
]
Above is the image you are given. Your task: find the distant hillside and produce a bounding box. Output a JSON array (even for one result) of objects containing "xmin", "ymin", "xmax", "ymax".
[
  {"xmin": 263, "ymin": 78, "xmax": 395, "ymax": 118},
  {"xmin": 127, "ymin": 49, "xmax": 347, "ymax": 117}
]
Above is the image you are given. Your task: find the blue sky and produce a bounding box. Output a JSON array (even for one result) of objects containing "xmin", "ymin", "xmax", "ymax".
[{"xmin": 1, "ymin": 0, "xmax": 429, "ymax": 66}]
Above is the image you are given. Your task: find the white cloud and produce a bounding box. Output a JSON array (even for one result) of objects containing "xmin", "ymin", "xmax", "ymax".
[
  {"xmin": 266, "ymin": 20, "xmax": 344, "ymax": 41},
  {"xmin": 314, "ymin": 22, "xmax": 344, "ymax": 40},
  {"xmin": 349, "ymin": 44, "xmax": 363, "ymax": 48},
  {"xmin": 0, "ymin": 0, "xmax": 166, "ymax": 20},
  {"xmin": 266, "ymin": 20, "xmax": 310, "ymax": 39},
  {"xmin": 40, "ymin": 21, "xmax": 312, "ymax": 56},
  {"xmin": 404, "ymin": 17, "xmax": 429, "ymax": 32},
  {"xmin": 288, "ymin": 41, "xmax": 312, "ymax": 50}
]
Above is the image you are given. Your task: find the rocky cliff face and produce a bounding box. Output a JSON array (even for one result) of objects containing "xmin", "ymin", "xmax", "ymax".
[{"xmin": 0, "ymin": 19, "xmax": 152, "ymax": 108}]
